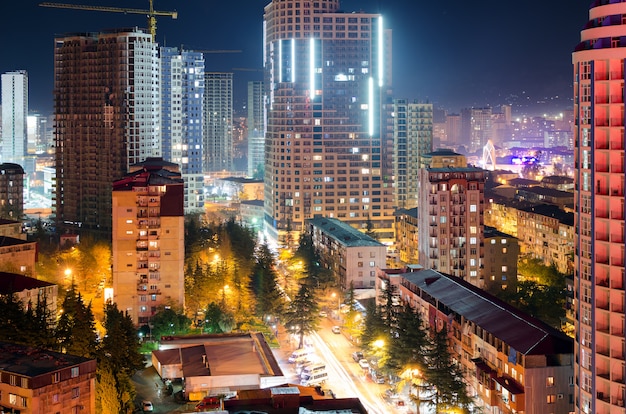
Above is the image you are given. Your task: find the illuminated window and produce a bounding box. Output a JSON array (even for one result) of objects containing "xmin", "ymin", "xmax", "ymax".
[
  {"xmin": 546, "ymin": 376, "xmax": 554, "ymax": 387},
  {"xmin": 547, "ymin": 394, "xmax": 556, "ymax": 404}
]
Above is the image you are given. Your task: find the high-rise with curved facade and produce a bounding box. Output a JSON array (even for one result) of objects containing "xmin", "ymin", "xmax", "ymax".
[
  {"xmin": 262, "ymin": 0, "xmax": 394, "ymax": 246},
  {"xmin": 573, "ymin": 2, "xmax": 626, "ymax": 412}
]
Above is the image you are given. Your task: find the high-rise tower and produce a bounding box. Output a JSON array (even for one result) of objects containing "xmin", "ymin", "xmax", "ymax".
[
  {"xmin": 262, "ymin": 0, "xmax": 394, "ymax": 246},
  {"xmin": 160, "ymin": 47, "xmax": 205, "ymax": 212},
  {"xmin": 573, "ymin": 2, "xmax": 626, "ymax": 413},
  {"xmin": 204, "ymin": 72, "xmax": 233, "ymax": 173},
  {"xmin": 53, "ymin": 29, "xmax": 161, "ymax": 236},
  {"xmin": 1, "ymin": 70, "xmax": 28, "ymax": 166},
  {"xmin": 393, "ymin": 99, "xmax": 433, "ymax": 209},
  {"xmin": 247, "ymin": 80, "xmax": 265, "ymax": 179}
]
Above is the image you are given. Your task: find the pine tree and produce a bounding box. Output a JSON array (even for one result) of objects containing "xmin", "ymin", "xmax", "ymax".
[
  {"xmin": 283, "ymin": 283, "xmax": 319, "ymax": 349},
  {"xmin": 360, "ymin": 300, "xmax": 387, "ymax": 350},
  {"xmin": 56, "ymin": 285, "xmax": 98, "ymax": 357},
  {"xmin": 251, "ymin": 243, "xmax": 285, "ymax": 320},
  {"xmin": 101, "ymin": 302, "xmax": 145, "ymax": 376},
  {"xmin": 386, "ymin": 303, "xmax": 429, "ymax": 375}
]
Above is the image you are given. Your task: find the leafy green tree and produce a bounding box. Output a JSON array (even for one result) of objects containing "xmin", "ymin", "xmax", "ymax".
[
  {"xmin": 283, "ymin": 283, "xmax": 319, "ymax": 349},
  {"xmin": 149, "ymin": 307, "xmax": 192, "ymax": 340},
  {"xmin": 204, "ymin": 302, "xmax": 226, "ymax": 333},
  {"xmin": 95, "ymin": 361, "xmax": 121, "ymax": 414},
  {"xmin": 56, "ymin": 285, "xmax": 98, "ymax": 357}
]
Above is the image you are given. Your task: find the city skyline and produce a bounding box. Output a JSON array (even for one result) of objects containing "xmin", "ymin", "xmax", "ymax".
[{"xmin": 1, "ymin": 0, "xmax": 588, "ymax": 116}]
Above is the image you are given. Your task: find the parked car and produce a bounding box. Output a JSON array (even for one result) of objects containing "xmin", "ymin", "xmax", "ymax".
[
  {"xmin": 370, "ymin": 370, "xmax": 385, "ymax": 384},
  {"xmin": 358, "ymin": 359, "xmax": 370, "ymax": 370},
  {"xmin": 142, "ymin": 400, "xmax": 154, "ymax": 412},
  {"xmin": 195, "ymin": 396, "xmax": 220, "ymax": 411},
  {"xmin": 352, "ymin": 351, "xmax": 364, "ymax": 362},
  {"xmin": 331, "ymin": 325, "xmax": 341, "ymax": 334}
]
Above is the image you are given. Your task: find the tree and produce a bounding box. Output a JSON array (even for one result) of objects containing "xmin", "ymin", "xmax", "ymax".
[
  {"xmin": 56, "ymin": 285, "xmax": 98, "ymax": 358},
  {"xmin": 0, "ymin": 292, "xmax": 30, "ymax": 345},
  {"xmin": 150, "ymin": 307, "xmax": 192, "ymax": 340},
  {"xmin": 360, "ymin": 300, "xmax": 387, "ymax": 350},
  {"xmin": 422, "ymin": 325, "xmax": 475, "ymax": 413},
  {"xmin": 96, "ymin": 361, "xmax": 121, "ymax": 414},
  {"xmin": 101, "ymin": 302, "xmax": 145, "ymax": 376},
  {"xmin": 250, "ymin": 243, "xmax": 285, "ymax": 320},
  {"xmin": 386, "ymin": 303, "xmax": 429, "ymax": 375},
  {"xmin": 283, "ymin": 283, "xmax": 319, "ymax": 349}
]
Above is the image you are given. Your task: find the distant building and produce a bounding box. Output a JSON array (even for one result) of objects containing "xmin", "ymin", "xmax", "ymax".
[
  {"xmin": 0, "ymin": 341, "xmax": 96, "ymax": 413},
  {"xmin": 0, "ymin": 218, "xmax": 24, "ymax": 239},
  {"xmin": 204, "ymin": 72, "xmax": 233, "ymax": 173},
  {"xmin": 377, "ymin": 269, "xmax": 574, "ymax": 414},
  {"xmin": 0, "ymin": 236, "xmax": 37, "ymax": 276},
  {"xmin": 446, "ymin": 113, "xmax": 462, "ymax": 146},
  {"xmin": 0, "ymin": 163, "xmax": 24, "ymax": 219},
  {"xmin": 239, "ymin": 200, "xmax": 264, "ymax": 233},
  {"xmin": 247, "ymin": 81, "xmax": 265, "ymax": 179},
  {"xmin": 418, "ymin": 150, "xmax": 486, "ymax": 287},
  {"xmin": 160, "ymin": 47, "xmax": 205, "ymax": 213},
  {"xmin": 483, "ymin": 226, "xmax": 518, "ymax": 293},
  {"xmin": 112, "ymin": 158, "xmax": 185, "ymax": 325},
  {"xmin": 515, "ymin": 186, "xmax": 574, "ymax": 209},
  {"xmin": 53, "ymin": 28, "xmax": 161, "ymax": 237},
  {"xmin": 393, "ymin": 99, "xmax": 433, "ymax": 209},
  {"xmin": 461, "ymin": 107, "xmax": 492, "ymax": 153},
  {"xmin": 213, "ymin": 177, "xmax": 263, "ymax": 201},
  {"xmin": 0, "ymin": 272, "xmax": 57, "ymax": 316},
  {"xmin": 541, "ymin": 175, "xmax": 574, "ymax": 192},
  {"xmin": 306, "ymin": 217, "xmax": 386, "ymax": 290},
  {"xmin": 1, "ymin": 70, "xmax": 28, "ymax": 167},
  {"xmin": 394, "ymin": 207, "xmax": 418, "ymax": 265},
  {"xmin": 152, "ymin": 333, "xmax": 285, "ymax": 401}
]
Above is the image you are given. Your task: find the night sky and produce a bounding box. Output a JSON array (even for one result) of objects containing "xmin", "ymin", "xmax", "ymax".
[{"xmin": 0, "ymin": 0, "xmax": 590, "ymax": 116}]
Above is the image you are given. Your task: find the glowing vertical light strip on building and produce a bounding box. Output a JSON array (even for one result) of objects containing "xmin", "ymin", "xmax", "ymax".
[
  {"xmin": 278, "ymin": 40, "xmax": 283, "ymax": 83},
  {"xmin": 378, "ymin": 16, "xmax": 384, "ymax": 87},
  {"xmin": 368, "ymin": 77, "xmax": 374, "ymax": 136},
  {"xmin": 310, "ymin": 37, "xmax": 315, "ymax": 98},
  {"xmin": 291, "ymin": 38, "xmax": 296, "ymax": 83}
]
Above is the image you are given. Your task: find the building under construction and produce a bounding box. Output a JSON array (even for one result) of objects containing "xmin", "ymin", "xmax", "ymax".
[{"xmin": 53, "ymin": 28, "xmax": 161, "ymax": 237}]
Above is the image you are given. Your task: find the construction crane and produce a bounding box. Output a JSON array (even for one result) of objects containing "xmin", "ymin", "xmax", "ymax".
[{"xmin": 39, "ymin": 1, "xmax": 177, "ymax": 41}]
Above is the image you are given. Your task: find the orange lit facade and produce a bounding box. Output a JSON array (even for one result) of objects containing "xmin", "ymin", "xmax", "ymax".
[
  {"xmin": 112, "ymin": 159, "xmax": 185, "ymax": 326},
  {"xmin": 573, "ymin": 2, "xmax": 626, "ymax": 413}
]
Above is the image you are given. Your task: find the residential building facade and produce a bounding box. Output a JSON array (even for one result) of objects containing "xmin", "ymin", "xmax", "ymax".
[
  {"xmin": 53, "ymin": 28, "xmax": 161, "ymax": 236},
  {"xmin": 483, "ymin": 226, "xmax": 518, "ymax": 294},
  {"xmin": 247, "ymin": 80, "xmax": 265, "ymax": 179},
  {"xmin": 394, "ymin": 207, "xmax": 418, "ymax": 265},
  {"xmin": 262, "ymin": 0, "xmax": 395, "ymax": 246},
  {"xmin": 377, "ymin": 269, "xmax": 574, "ymax": 414},
  {"xmin": 0, "ymin": 341, "xmax": 96, "ymax": 414},
  {"xmin": 112, "ymin": 158, "xmax": 185, "ymax": 325},
  {"xmin": 393, "ymin": 99, "xmax": 433, "ymax": 209},
  {"xmin": 307, "ymin": 217, "xmax": 386, "ymax": 289},
  {"xmin": 0, "ymin": 163, "xmax": 24, "ymax": 219},
  {"xmin": 1, "ymin": 70, "xmax": 28, "ymax": 166},
  {"xmin": 573, "ymin": 2, "xmax": 626, "ymax": 412},
  {"xmin": 418, "ymin": 150, "xmax": 486, "ymax": 287},
  {"xmin": 204, "ymin": 72, "xmax": 233, "ymax": 173},
  {"xmin": 0, "ymin": 272, "xmax": 57, "ymax": 316},
  {"xmin": 160, "ymin": 47, "xmax": 205, "ymax": 213},
  {"xmin": 0, "ymin": 237, "xmax": 37, "ymax": 276}
]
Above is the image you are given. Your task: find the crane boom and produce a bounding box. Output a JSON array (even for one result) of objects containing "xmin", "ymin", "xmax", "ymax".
[{"xmin": 39, "ymin": 1, "xmax": 177, "ymax": 40}]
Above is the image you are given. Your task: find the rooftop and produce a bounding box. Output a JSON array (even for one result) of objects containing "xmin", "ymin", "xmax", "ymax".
[
  {"xmin": 400, "ymin": 269, "xmax": 573, "ymax": 356},
  {"xmin": 0, "ymin": 236, "xmax": 34, "ymax": 248},
  {"xmin": 484, "ymin": 226, "xmax": 516, "ymax": 240},
  {"xmin": 0, "ymin": 341, "xmax": 94, "ymax": 378},
  {"xmin": 0, "ymin": 272, "xmax": 53, "ymax": 295},
  {"xmin": 307, "ymin": 217, "xmax": 383, "ymax": 248}
]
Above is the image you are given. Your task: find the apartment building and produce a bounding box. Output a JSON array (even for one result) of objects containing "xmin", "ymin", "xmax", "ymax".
[
  {"xmin": 394, "ymin": 207, "xmax": 419, "ymax": 265},
  {"xmin": 377, "ymin": 268, "xmax": 574, "ymax": 414},
  {"xmin": 0, "ymin": 236, "xmax": 37, "ymax": 276},
  {"xmin": 483, "ymin": 226, "xmax": 518, "ymax": 294},
  {"xmin": 0, "ymin": 341, "xmax": 96, "ymax": 413},
  {"xmin": 0, "ymin": 162, "xmax": 24, "ymax": 220},
  {"xmin": 112, "ymin": 158, "xmax": 185, "ymax": 325},
  {"xmin": 306, "ymin": 217, "xmax": 386, "ymax": 290},
  {"xmin": 0, "ymin": 272, "xmax": 57, "ymax": 316}
]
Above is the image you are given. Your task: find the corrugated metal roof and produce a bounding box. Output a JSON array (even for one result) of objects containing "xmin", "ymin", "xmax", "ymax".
[{"xmin": 401, "ymin": 269, "xmax": 572, "ymax": 356}]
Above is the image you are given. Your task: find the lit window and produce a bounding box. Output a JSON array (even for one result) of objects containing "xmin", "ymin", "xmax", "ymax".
[
  {"xmin": 502, "ymin": 266, "xmax": 508, "ymax": 272},
  {"xmin": 470, "ymin": 204, "xmax": 477, "ymax": 212},
  {"xmin": 491, "ymin": 239, "xmax": 496, "ymax": 244},
  {"xmin": 547, "ymin": 394, "xmax": 556, "ymax": 404},
  {"xmin": 470, "ymin": 237, "xmax": 477, "ymax": 245},
  {"xmin": 546, "ymin": 376, "xmax": 554, "ymax": 387},
  {"xmin": 501, "ymin": 239, "xmax": 507, "ymax": 244},
  {"xmin": 71, "ymin": 367, "xmax": 79, "ymax": 378},
  {"xmin": 369, "ymin": 261, "xmax": 375, "ymax": 267}
]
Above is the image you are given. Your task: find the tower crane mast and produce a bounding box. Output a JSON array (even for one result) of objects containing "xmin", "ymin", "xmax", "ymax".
[{"xmin": 39, "ymin": 0, "xmax": 177, "ymax": 41}]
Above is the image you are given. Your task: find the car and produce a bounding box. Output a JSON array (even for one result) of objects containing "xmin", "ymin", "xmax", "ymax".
[
  {"xmin": 370, "ymin": 370, "xmax": 386, "ymax": 384},
  {"xmin": 352, "ymin": 351, "xmax": 364, "ymax": 362},
  {"xmin": 142, "ymin": 400, "xmax": 154, "ymax": 412},
  {"xmin": 195, "ymin": 396, "xmax": 220, "ymax": 411},
  {"xmin": 331, "ymin": 325, "xmax": 341, "ymax": 334},
  {"xmin": 358, "ymin": 359, "xmax": 370, "ymax": 370},
  {"xmin": 319, "ymin": 311, "xmax": 328, "ymax": 318}
]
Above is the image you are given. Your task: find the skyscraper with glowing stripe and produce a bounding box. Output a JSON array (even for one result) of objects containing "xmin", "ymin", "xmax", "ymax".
[
  {"xmin": 573, "ymin": 2, "xmax": 626, "ymax": 413},
  {"xmin": 262, "ymin": 0, "xmax": 394, "ymax": 247}
]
